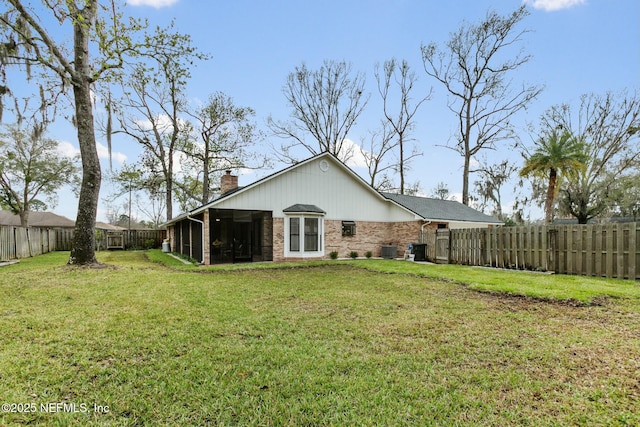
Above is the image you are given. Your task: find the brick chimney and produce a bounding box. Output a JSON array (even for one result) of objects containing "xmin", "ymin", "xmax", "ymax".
[{"xmin": 220, "ymin": 170, "xmax": 238, "ymax": 195}]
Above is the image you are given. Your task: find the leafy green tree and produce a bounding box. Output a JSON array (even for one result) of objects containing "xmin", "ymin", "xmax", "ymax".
[
  {"xmin": 107, "ymin": 162, "xmax": 166, "ymax": 228},
  {"xmin": 430, "ymin": 181, "xmax": 452, "ymax": 200},
  {"xmin": 474, "ymin": 159, "xmax": 518, "ymax": 219},
  {"xmin": 0, "ymin": 123, "xmax": 79, "ymax": 226},
  {"xmin": 0, "ymin": 0, "xmax": 146, "ymax": 264},
  {"xmin": 421, "ymin": 5, "xmax": 542, "ymax": 205},
  {"xmin": 541, "ymin": 91, "xmax": 640, "ymax": 224},
  {"xmin": 109, "ymin": 23, "xmax": 208, "ymax": 221},
  {"xmin": 520, "ymin": 130, "xmax": 587, "ymax": 224},
  {"xmin": 606, "ymin": 171, "xmax": 640, "ymax": 220}
]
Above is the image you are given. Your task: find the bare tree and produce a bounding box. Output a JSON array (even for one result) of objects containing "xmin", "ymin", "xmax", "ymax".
[
  {"xmin": 0, "ymin": 0, "xmax": 145, "ymax": 264},
  {"xmin": 421, "ymin": 5, "xmax": 542, "ymax": 205},
  {"xmin": 359, "ymin": 121, "xmax": 397, "ymax": 191},
  {"xmin": 376, "ymin": 58, "xmax": 430, "ymax": 194},
  {"xmin": 179, "ymin": 92, "xmax": 267, "ymax": 205},
  {"xmin": 268, "ymin": 60, "xmax": 369, "ymax": 163},
  {"xmin": 110, "ymin": 24, "xmax": 208, "ymax": 221}
]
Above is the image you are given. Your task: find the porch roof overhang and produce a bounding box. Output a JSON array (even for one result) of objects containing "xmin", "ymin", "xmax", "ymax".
[{"xmin": 282, "ymin": 204, "xmax": 326, "ymax": 215}]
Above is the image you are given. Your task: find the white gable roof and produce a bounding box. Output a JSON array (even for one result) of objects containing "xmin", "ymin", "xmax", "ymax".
[
  {"xmin": 166, "ymin": 152, "xmax": 502, "ymax": 228},
  {"xmin": 178, "ymin": 153, "xmax": 420, "ymax": 223}
]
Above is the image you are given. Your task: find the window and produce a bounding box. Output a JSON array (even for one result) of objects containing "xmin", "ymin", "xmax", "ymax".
[
  {"xmin": 304, "ymin": 218, "xmax": 319, "ymax": 251},
  {"xmin": 290, "ymin": 218, "xmax": 300, "ymax": 252},
  {"xmin": 285, "ymin": 215, "xmax": 324, "ymax": 257},
  {"xmin": 342, "ymin": 221, "xmax": 356, "ymax": 237}
]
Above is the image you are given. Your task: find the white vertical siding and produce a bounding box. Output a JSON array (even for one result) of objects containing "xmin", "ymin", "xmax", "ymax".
[{"xmin": 211, "ymin": 156, "xmax": 418, "ymax": 222}]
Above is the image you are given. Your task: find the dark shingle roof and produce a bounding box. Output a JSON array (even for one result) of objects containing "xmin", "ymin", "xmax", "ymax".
[
  {"xmin": 283, "ymin": 204, "xmax": 326, "ymax": 214},
  {"xmin": 381, "ymin": 193, "xmax": 502, "ymax": 224},
  {"xmin": 0, "ymin": 210, "xmax": 76, "ymax": 228}
]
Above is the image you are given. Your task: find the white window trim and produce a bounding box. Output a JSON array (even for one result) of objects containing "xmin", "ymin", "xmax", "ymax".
[{"xmin": 284, "ymin": 213, "xmax": 325, "ymax": 258}]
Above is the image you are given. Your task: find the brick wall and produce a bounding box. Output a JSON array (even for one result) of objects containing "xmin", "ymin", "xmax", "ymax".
[
  {"xmin": 273, "ymin": 218, "xmax": 426, "ymax": 260},
  {"xmin": 272, "ymin": 217, "xmax": 285, "ymax": 262},
  {"xmin": 324, "ymin": 220, "xmax": 425, "ymax": 258},
  {"xmin": 258, "ymin": 212, "xmax": 273, "ymax": 262}
]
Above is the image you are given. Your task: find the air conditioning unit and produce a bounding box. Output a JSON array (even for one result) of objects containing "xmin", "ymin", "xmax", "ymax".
[{"xmin": 381, "ymin": 245, "xmax": 397, "ymax": 259}]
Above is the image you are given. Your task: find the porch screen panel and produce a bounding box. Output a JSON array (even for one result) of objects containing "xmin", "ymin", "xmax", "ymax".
[
  {"xmin": 191, "ymin": 221, "xmax": 203, "ymax": 263},
  {"xmin": 304, "ymin": 218, "xmax": 319, "ymax": 251},
  {"xmin": 290, "ymin": 218, "xmax": 300, "ymax": 252}
]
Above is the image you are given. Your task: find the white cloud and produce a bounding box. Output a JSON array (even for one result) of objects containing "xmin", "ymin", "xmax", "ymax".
[
  {"xmin": 341, "ymin": 138, "xmax": 369, "ymax": 168},
  {"xmin": 523, "ymin": 0, "xmax": 586, "ymax": 12},
  {"xmin": 97, "ymin": 142, "xmax": 127, "ymax": 165},
  {"xmin": 127, "ymin": 0, "xmax": 179, "ymax": 8},
  {"xmin": 57, "ymin": 141, "xmax": 81, "ymax": 158},
  {"xmin": 57, "ymin": 140, "xmax": 126, "ymax": 164},
  {"xmin": 134, "ymin": 114, "xmax": 186, "ymax": 134}
]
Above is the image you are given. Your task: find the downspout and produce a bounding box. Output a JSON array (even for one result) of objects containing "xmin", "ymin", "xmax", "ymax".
[
  {"xmin": 420, "ymin": 220, "xmax": 432, "ymax": 243},
  {"xmin": 186, "ymin": 214, "xmax": 205, "ymax": 264}
]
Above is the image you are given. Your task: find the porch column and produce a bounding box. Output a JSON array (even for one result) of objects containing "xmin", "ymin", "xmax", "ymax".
[{"xmin": 203, "ymin": 209, "xmax": 211, "ymax": 265}]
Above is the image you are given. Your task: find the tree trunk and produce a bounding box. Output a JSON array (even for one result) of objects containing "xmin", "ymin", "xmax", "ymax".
[
  {"xmin": 462, "ymin": 153, "xmax": 470, "ymax": 205},
  {"xmin": 166, "ymin": 153, "xmax": 173, "ymax": 221},
  {"xmin": 544, "ymin": 169, "xmax": 557, "ymax": 224},
  {"xmin": 399, "ymin": 135, "xmax": 405, "ymax": 195},
  {"xmin": 19, "ymin": 210, "xmax": 29, "ymax": 228},
  {"xmin": 202, "ymin": 140, "xmax": 210, "ymax": 204},
  {"xmin": 68, "ymin": 4, "xmax": 100, "ymax": 265}
]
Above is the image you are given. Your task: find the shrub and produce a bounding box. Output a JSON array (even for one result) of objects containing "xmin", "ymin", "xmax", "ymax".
[
  {"xmin": 329, "ymin": 251, "xmax": 339, "ymax": 260},
  {"xmin": 365, "ymin": 251, "xmax": 372, "ymax": 259},
  {"xmin": 349, "ymin": 251, "xmax": 358, "ymax": 259}
]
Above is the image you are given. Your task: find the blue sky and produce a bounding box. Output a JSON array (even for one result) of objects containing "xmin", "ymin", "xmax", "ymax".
[{"xmin": 6, "ymin": 0, "xmax": 640, "ymax": 222}]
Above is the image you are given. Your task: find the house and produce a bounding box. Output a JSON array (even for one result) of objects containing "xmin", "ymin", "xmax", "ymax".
[
  {"xmin": 163, "ymin": 152, "xmax": 502, "ymax": 264},
  {"xmin": 0, "ymin": 210, "xmax": 76, "ymax": 229}
]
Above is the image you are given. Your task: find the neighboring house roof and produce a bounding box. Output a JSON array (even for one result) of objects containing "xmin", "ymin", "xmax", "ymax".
[
  {"xmin": 381, "ymin": 193, "xmax": 503, "ymax": 225},
  {"xmin": 95, "ymin": 222, "xmax": 127, "ymax": 231},
  {"xmin": 0, "ymin": 210, "xmax": 76, "ymax": 228},
  {"xmin": 553, "ymin": 216, "xmax": 639, "ymax": 225}
]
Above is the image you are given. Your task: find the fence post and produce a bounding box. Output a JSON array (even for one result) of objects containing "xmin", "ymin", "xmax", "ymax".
[{"xmin": 547, "ymin": 227, "xmax": 557, "ymax": 273}]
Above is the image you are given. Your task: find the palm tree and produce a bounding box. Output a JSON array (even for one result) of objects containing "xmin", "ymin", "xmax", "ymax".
[{"xmin": 520, "ymin": 130, "xmax": 587, "ymax": 224}]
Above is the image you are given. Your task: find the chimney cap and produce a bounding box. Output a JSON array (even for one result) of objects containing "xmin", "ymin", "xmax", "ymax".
[{"xmin": 225, "ymin": 170, "xmax": 232, "ymax": 175}]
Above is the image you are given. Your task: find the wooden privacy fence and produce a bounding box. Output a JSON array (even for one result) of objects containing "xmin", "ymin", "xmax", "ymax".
[
  {"xmin": 0, "ymin": 226, "xmax": 58, "ymax": 262},
  {"xmin": 423, "ymin": 222, "xmax": 640, "ymax": 280},
  {"xmin": 61, "ymin": 229, "xmax": 164, "ymax": 251},
  {"xmin": 97, "ymin": 229, "xmax": 165, "ymax": 250},
  {"xmin": 1, "ymin": 226, "xmax": 164, "ymax": 261}
]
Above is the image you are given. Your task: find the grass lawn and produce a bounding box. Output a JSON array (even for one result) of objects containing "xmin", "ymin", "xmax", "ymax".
[{"xmin": 1, "ymin": 251, "xmax": 638, "ymax": 426}]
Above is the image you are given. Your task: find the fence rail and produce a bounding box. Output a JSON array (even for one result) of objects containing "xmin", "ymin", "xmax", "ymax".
[
  {"xmin": 424, "ymin": 222, "xmax": 640, "ymax": 280},
  {"xmin": 1, "ymin": 226, "xmax": 164, "ymax": 262}
]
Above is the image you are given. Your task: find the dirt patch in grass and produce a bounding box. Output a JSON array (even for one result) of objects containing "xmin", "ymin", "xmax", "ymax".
[
  {"xmin": 63, "ymin": 262, "xmax": 120, "ymax": 271},
  {"xmin": 471, "ymin": 288, "xmax": 612, "ymax": 308}
]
